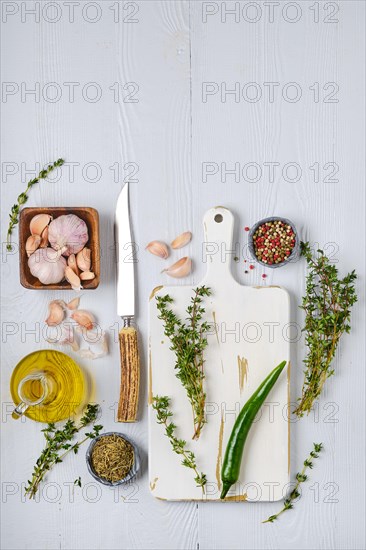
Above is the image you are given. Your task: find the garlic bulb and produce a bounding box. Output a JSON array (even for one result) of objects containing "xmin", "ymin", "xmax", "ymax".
[
  {"xmin": 48, "ymin": 214, "xmax": 88, "ymax": 256},
  {"xmin": 28, "ymin": 248, "xmax": 66, "ymax": 284}
]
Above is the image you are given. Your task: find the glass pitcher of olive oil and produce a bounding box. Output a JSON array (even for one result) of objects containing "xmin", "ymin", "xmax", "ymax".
[
  {"xmin": 12, "ymin": 372, "xmax": 57, "ymax": 418},
  {"xmin": 11, "ymin": 350, "xmax": 87, "ymax": 423}
]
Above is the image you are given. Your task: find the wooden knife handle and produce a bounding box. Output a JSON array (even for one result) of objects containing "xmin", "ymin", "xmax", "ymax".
[{"xmin": 117, "ymin": 325, "xmax": 140, "ymax": 422}]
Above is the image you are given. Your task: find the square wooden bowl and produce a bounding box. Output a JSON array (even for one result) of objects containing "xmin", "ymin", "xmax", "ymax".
[{"xmin": 19, "ymin": 207, "xmax": 100, "ymax": 290}]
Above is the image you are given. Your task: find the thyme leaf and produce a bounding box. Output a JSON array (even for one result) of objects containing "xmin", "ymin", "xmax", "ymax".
[
  {"xmin": 74, "ymin": 476, "xmax": 82, "ymax": 487},
  {"xmin": 25, "ymin": 403, "xmax": 102, "ymax": 499},
  {"xmin": 152, "ymin": 395, "xmax": 207, "ymax": 492},
  {"xmin": 156, "ymin": 285, "xmax": 211, "ymax": 440},
  {"xmin": 263, "ymin": 443, "xmax": 323, "ymax": 523},
  {"xmin": 6, "ymin": 158, "xmax": 65, "ymax": 251},
  {"xmin": 295, "ymin": 242, "xmax": 357, "ymax": 416}
]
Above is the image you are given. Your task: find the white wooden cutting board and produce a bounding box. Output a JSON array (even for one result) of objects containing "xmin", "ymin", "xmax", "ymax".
[{"xmin": 148, "ymin": 207, "xmax": 290, "ymax": 502}]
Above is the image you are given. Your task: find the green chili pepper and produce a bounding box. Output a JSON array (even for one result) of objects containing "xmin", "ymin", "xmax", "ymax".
[{"xmin": 220, "ymin": 360, "xmax": 287, "ymax": 499}]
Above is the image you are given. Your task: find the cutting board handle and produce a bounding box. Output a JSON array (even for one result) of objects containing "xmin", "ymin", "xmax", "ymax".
[{"xmin": 202, "ymin": 207, "xmax": 235, "ymax": 282}]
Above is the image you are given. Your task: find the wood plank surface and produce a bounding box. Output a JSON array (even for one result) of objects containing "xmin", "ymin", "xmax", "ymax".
[{"xmin": 1, "ymin": 1, "xmax": 365, "ymax": 549}]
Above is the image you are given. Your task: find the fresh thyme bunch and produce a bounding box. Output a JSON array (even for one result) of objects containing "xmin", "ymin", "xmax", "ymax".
[
  {"xmin": 152, "ymin": 396, "xmax": 207, "ymax": 491},
  {"xmin": 6, "ymin": 158, "xmax": 64, "ymax": 251},
  {"xmin": 25, "ymin": 404, "xmax": 102, "ymax": 499},
  {"xmin": 295, "ymin": 242, "xmax": 357, "ymax": 416},
  {"xmin": 264, "ymin": 443, "xmax": 323, "ymax": 523},
  {"xmin": 156, "ymin": 286, "xmax": 212, "ymax": 440}
]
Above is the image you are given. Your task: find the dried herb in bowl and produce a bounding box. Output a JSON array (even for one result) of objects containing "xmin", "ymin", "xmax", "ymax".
[{"xmin": 90, "ymin": 434, "xmax": 134, "ymax": 483}]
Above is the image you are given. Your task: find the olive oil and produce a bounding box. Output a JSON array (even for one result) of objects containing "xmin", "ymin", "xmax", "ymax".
[
  {"xmin": 21, "ymin": 377, "xmax": 45, "ymax": 402},
  {"xmin": 11, "ymin": 350, "xmax": 86, "ymax": 423}
]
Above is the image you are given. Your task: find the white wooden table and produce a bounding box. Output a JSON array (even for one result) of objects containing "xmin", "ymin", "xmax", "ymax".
[{"xmin": 1, "ymin": 1, "xmax": 365, "ymax": 549}]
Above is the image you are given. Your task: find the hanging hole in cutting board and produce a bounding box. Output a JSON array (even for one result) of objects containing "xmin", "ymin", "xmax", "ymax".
[{"xmin": 214, "ymin": 213, "xmax": 223, "ymax": 223}]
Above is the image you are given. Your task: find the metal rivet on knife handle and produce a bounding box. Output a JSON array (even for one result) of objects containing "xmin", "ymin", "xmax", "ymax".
[{"xmin": 117, "ymin": 321, "xmax": 140, "ymax": 422}]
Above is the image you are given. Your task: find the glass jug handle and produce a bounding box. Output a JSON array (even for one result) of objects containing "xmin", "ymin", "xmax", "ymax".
[{"xmin": 12, "ymin": 401, "xmax": 29, "ymax": 418}]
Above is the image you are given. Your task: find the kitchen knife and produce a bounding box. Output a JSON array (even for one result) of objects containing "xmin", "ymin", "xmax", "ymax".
[{"xmin": 115, "ymin": 182, "xmax": 140, "ymax": 422}]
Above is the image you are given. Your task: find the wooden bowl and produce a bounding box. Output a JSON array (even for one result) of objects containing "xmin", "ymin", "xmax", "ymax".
[{"xmin": 19, "ymin": 207, "xmax": 100, "ymax": 290}]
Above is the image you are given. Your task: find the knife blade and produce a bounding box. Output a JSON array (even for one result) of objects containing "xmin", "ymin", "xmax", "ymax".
[
  {"xmin": 115, "ymin": 182, "xmax": 140, "ymax": 422},
  {"xmin": 116, "ymin": 182, "xmax": 135, "ymax": 318}
]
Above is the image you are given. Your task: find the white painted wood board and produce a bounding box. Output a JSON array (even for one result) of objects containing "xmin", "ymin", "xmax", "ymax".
[
  {"xmin": 149, "ymin": 207, "xmax": 290, "ymax": 501},
  {"xmin": 1, "ymin": 1, "xmax": 365, "ymax": 549}
]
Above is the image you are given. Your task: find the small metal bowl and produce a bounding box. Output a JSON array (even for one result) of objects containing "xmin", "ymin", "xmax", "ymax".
[
  {"xmin": 248, "ymin": 216, "xmax": 299, "ymax": 268},
  {"xmin": 86, "ymin": 432, "xmax": 140, "ymax": 487}
]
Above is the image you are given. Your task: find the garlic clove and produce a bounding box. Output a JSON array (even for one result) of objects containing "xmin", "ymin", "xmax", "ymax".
[
  {"xmin": 45, "ymin": 300, "xmax": 65, "ymax": 326},
  {"xmin": 145, "ymin": 241, "xmax": 169, "ymax": 259},
  {"xmin": 80, "ymin": 271, "xmax": 95, "ymax": 281},
  {"xmin": 40, "ymin": 226, "xmax": 49, "ymax": 248},
  {"xmin": 64, "ymin": 266, "xmax": 82, "ymax": 291},
  {"xmin": 46, "ymin": 322, "xmax": 79, "ymax": 351},
  {"xmin": 162, "ymin": 256, "xmax": 192, "ymax": 278},
  {"xmin": 71, "ymin": 309, "xmax": 95, "ymax": 330},
  {"xmin": 75, "ymin": 327, "xmax": 108, "ymax": 359},
  {"xmin": 171, "ymin": 231, "xmax": 192, "ymax": 249},
  {"xmin": 76, "ymin": 247, "xmax": 91, "ymax": 271},
  {"xmin": 25, "ymin": 234, "xmax": 42, "ymax": 257},
  {"xmin": 68, "ymin": 254, "xmax": 79, "ymax": 276},
  {"xmin": 67, "ymin": 297, "xmax": 80, "ymax": 310},
  {"xmin": 29, "ymin": 214, "xmax": 52, "ymax": 236}
]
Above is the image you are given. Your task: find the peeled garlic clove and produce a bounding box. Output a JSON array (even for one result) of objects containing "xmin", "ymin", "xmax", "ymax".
[
  {"xmin": 67, "ymin": 297, "xmax": 80, "ymax": 310},
  {"xmin": 80, "ymin": 271, "xmax": 95, "ymax": 281},
  {"xmin": 76, "ymin": 247, "xmax": 91, "ymax": 271},
  {"xmin": 29, "ymin": 213, "xmax": 52, "ymax": 236},
  {"xmin": 64, "ymin": 266, "xmax": 82, "ymax": 291},
  {"xmin": 71, "ymin": 309, "xmax": 95, "ymax": 330},
  {"xmin": 40, "ymin": 226, "xmax": 49, "ymax": 248},
  {"xmin": 75, "ymin": 327, "xmax": 108, "ymax": 359},
  {"xmin": 171, "ymin": 231, "xmax": 192, "ymax": 249},
  {"xmin": 145, "ymin": 241, "xmax": 169, "ymax": 259},
  {"xmin": 45, "ymin": 300, "xmax": 65, "ymax": 326},
  {"xmin": 26, "ymin": 234, "xmax": 42, "ymax": 257},
  {"xmin": 68, "ymin": 254, "xmax": 79, "ymax": 276},
  {"xmin": 162, "ymin": 256, "xmax": 192, "ymax": 278}
]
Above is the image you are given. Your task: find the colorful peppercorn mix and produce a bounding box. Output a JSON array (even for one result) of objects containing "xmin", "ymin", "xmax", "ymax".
[{"xmin": 252, "ymin": 220, "xmax": 296, "ymax": 265}]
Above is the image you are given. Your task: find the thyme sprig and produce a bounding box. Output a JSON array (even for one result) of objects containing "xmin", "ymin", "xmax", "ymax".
[
  {"xmin": 156, "ymin": 286, "xmax": 211, "ymax": 440},
  {"xmin": 6, "ymin": 158, "xmax": 65, "ymax": 251},
  {"xmin": 295, "ymin": 242, "xmax": 357, "ymax": 416},
  {"xmin": 25, "ymin": 403, "xmax": 102, "ymax": 499},
  {"xmin": 263, "ymin": 443, "xmax": 323, "ymax": 523},
  {"xmin": 152, "ymin": 396, "xmax": 207, "ymax": 491}
]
